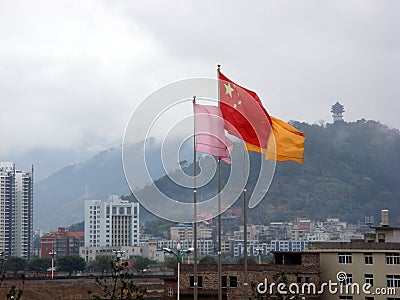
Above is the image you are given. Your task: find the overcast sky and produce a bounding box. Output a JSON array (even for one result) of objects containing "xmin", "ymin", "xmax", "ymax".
[{"xmin": 1, "ymin": 0, "xmax": 399, "ymax": 178}]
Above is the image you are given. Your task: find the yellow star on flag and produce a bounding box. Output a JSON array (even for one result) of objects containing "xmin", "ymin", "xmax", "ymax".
[{"xmin": 224, "ymin": 82, "xmax": 234, "ymax": 98}]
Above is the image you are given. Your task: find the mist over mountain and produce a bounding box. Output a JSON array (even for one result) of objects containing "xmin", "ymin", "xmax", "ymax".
[
  {"xmin": 250, "ymin": 119, "xmax": 400, "ymax": 225},
  {"xmin": 34, "ymin": 138, "xmax": 192, "ymax": 230},
  {"xmin": 132, "ymin": 119, "xmax": 400, "ymax": 226},
  {"xmin": 35, "ymin": 119, "xmax": 400, "ymax": 230}
]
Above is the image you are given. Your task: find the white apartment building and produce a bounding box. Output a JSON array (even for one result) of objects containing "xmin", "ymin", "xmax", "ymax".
[
  {"xmin": 170, "ymin": 224, "xmax": 193, "ymax": 241},
  {"xmin": 0, "ymin": 162, "xmax": 33, "ymax": 260},
  {"xmin": 84, "ymin": 195, "xmax": 139, "ymax": 248}
]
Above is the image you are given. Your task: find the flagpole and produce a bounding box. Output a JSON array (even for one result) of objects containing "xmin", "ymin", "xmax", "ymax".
[
  {"xmin": 243, "ymin": 149, "xmax": 248, "ymax": 299},
  {"xmin": 192, "ymin": 96, "xmax": 198, "ymax": 300},
  {"xmin": 217, "ymin": 64, "xmax": 222, "ymax": 300}
]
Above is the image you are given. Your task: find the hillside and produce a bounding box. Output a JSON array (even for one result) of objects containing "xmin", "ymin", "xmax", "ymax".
[
  {"xmin": 135, "ymin": 119, "xmax": 400, "ymax": 226},
  {"xmin": 251, "ymin": 119, "xmax": 400, "ymax": 224},
  {"xmin": 34, "ymin": 138, "xmax": 192, "ymax": 230},
  {"xmin": 35, "ymin": 119, "xmax": 400, "ymax": 230},
  {"xmin": 34, "ymin": 147, "xmax": 130, "ymax": 230}
]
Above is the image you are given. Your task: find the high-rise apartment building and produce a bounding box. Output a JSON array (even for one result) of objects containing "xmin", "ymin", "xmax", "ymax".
[
  {"xmin": 84, "ymin": 195, "xmax": 139, "ymax": 247},
  {"xmin": 0, "ymin": 162, "xmax": 33, "ymax": 259}
]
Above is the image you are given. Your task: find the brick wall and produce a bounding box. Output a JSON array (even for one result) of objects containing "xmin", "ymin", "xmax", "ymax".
[{"xmin": 166, "ymin": 253, "xmax": 321, "ymax": 299}]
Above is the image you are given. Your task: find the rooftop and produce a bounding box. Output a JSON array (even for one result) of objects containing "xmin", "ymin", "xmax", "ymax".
[{"xmin": 308, "ymin": 241, "xmax": 400, "ymax": 251}]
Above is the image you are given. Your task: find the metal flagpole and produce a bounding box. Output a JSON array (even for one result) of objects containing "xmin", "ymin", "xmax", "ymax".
[
  {"xmin": 218, "ymin": 158, "xmax": 222, "ymax": 300},
  {"xmin": 217, "ymin": 64, "xmax": 223, "ymax": 300},
  {"xmin": 243, "ymin": 149, "xmax": 248, "ymax": 299},
  {"xmin": 192, "ymin": 96, "xmax": 198, "ymax": 300}
]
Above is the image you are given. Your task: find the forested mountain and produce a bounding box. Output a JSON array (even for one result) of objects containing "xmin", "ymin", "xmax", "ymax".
[
  {"xmin": 251, "ymin": 119, "xmax": 400, "ymax": 224},
  {"xmin": 36, "ymin": 119, "xmax": 400, "ymax": 230},
  {"xmin": 134, "ymin": 119, "xmax": 400, "ymax": 226}
]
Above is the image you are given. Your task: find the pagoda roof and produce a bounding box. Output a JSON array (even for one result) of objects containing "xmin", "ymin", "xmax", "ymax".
[{"xmin": 331, "ymin": 101, "xmax": 345, "ymax": 113}]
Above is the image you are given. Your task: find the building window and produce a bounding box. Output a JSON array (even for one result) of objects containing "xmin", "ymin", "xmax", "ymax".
[
  {"xmin": 386, "ymin": 253, "xmax": 400, "ymax": 265},
  {"xmin": 364, "ymin": 253, "xmax": 373, "ymax": 265},
  {"xmin": 222, "ymin": 276, "xmax": 227, "ymax": 288},
  {"xmin": 365, "ymin": 274, "xmax": 374, "ymax": 286},
  {"xmin": 365, "ymin": 297, "xmax": 374, "ymax": 300},
  {"xmin": 339, "ymin": 253, "xmax": 352, "ymax": 264},
  {"xmin": 189, "ymin": 276, "xmax": 194, "ymax": 288},
  {"xmin": 229, "ymin": 276, "xmax": 238, "ymax": 288},
  {"xmin": 167, "ymin": 287, "xmax": 173, "ymax": 297},
  {"xmin": 190, "ymin": 276, "xmax": 203, "ymax": 288},
  {"xmin": 387, "ymin": 275, "xmax": 400, "ymax": 288},
  {"xmin": 378, "ymin": 233, "xmax": 385, "ymax": 243},
  {"xmin": 339, "ymin": 297, "xmax": 353, "ymax": 300}
]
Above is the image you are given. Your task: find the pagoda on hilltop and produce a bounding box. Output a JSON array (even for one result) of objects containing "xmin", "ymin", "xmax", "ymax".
[{"xmin": 331, "ymin": 101, "xmax": 345, "ymax": 123}]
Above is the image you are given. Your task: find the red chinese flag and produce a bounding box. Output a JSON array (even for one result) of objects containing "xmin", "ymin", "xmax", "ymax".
[{"xmin": 218, "ymin": 71, "xmax": 272, "ymax": 148}]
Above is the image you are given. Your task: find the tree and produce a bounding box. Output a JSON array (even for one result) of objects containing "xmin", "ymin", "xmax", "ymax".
[
  {"xmin": 4, "ymin": 257, "xmax": 27, "ymax": 275},
  {"xmin": 27, "ymin": 258, "xmax": 51, "ymax": 276},
  {"xmin": 88, "ymin": 255, "xmax": 112, "ymax": 276},
  {"xmin": 56, "ymin": 255, "xmax": 86, "ymax": 277},
  {"xmin": 164, "ymin": 257, "xmax": 178, "ymax": 270},
  {"xmin": 236, "ymin": 256, "xmax": 257, "ymax": 265},
  {"xmin": 88, "ymin": 256, "xmax": 146, "ymax": 299},
  {"xmin": 199, "ymin": 255, "xmax": 217, "ymax": 264},
  {"xmin": 132, "ymin": 257, "xmax": 150, "ymax": 275},
  {"xmin": 7, "ymin": 274, "xmax": 25, "ymax": 300}
]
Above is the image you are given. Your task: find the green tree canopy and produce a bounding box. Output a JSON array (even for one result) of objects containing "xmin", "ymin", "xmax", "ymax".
[
  {"xmin": 89, "ymin": 255, "xmax": 112, "ymax": 275},
  {"xmin": 164, "ymin": 257, "xmax": 178, "ymax": 270},
  {"xmin": 199, "ymin": 255, "xmax": 217, "ymax": 264},
  {"xmin": 56, "ymin": 255, "xmax": 86, "ymax": 277},
  {"xmin": 4, "ymin": 257, "xmax": 27, "ymax": 275},
  {"xmin": 132, "ymin": 257, "xmax": 151, "ymax": 275},
  {"xmin": 27, "ymin": 258, "xmax": 51, "ymax": 276},
  {"xmin": 236, "ymin": 256, "xmax": 257, "ymax": 265}
]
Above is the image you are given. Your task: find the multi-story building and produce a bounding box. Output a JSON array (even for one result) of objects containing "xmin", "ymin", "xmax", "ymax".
[
  {"xmin": 157, "ymin": 239, "xmax": 214, "ymax": 256},
  {"xmin": 0, "ymin": 162, "xmax": 14, "ymax": 257},
  {"xmin": 170, "ymin": 223, "xmax": 213, "ymax": 241},
  {"xmin": 0, "ymin": 162, "xmax": 33, "ymax": 259},
  {"xmin": 41, "ymin": 227, "xmax": 84, "ymax": 258},
  {"xmin": 229, "ymin": 239, "xmax": 309, "ymax": 257},
  {"xmin": 170, "ymin": 224, "xmax": 193, "ymax": 241},
  {"xmin": 84, "ymin": 195, "xmax": 139, "ymax": 248},
  {"xmin": 80, "ymin": 245, "xmax": 143, "ymax": 262},
  {"xmin": 308, "ymin": 210, "xmax": 400, "ymax": 300}
]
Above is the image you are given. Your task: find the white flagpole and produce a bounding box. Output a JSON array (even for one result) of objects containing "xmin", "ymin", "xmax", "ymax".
[
  {"xmin": 217, "ymin": 64, "xmax": 222, "ymax": 300},
  {"xmin": 192, "ymin": 96, "xmax": 198, "ymax": 300},
  {"xmin": 243, "ymin": 149, "xmax": 248, "ymax": 299}
]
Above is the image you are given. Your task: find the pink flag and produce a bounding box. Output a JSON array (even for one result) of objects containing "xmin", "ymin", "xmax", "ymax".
[{"xmin": 194, "ymin": 104, "xmax": 233, "ymax": 164}]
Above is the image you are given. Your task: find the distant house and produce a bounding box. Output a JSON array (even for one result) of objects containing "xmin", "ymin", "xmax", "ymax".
[{"xmin": 41, "ymin": 227, "xmax": 84, "ymax": 258}]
